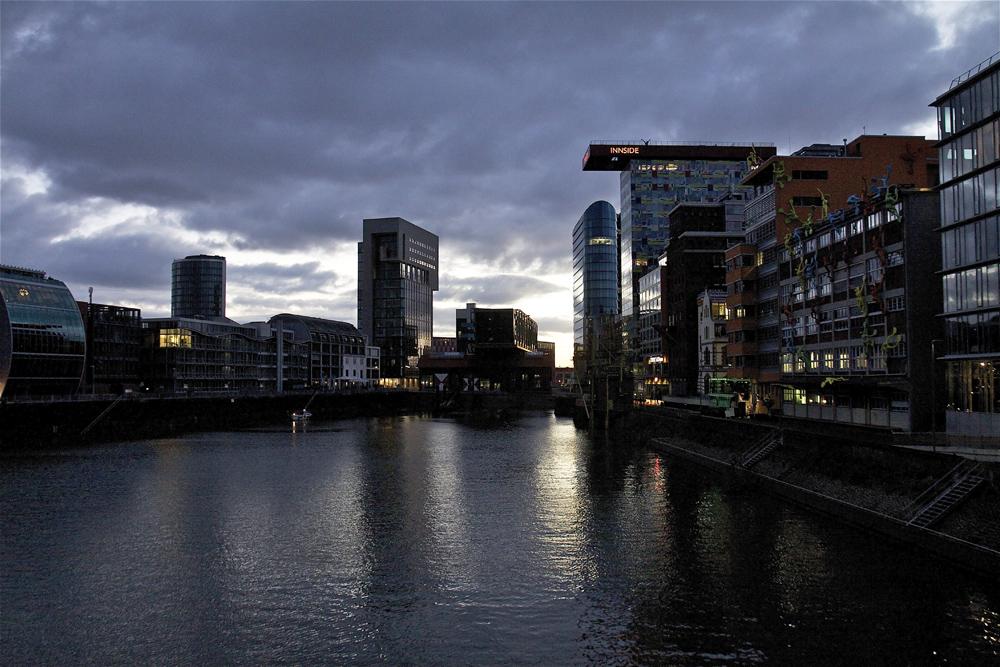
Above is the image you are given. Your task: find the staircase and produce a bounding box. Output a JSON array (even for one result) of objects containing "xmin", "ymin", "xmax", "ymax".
[
  {"xmin": 902, "ymin": 460, "xmax": 986, "ymax": 529},
  {"xmin": 739, "ymin": 429, "xmax": 783, "ymax": 469}
]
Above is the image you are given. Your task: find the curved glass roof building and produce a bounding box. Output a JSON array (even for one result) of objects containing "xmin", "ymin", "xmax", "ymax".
[
  {"xmin": 0, "ymin": 265, "xmax": 86, "ymax": 398},
  {"xmin": 573, "ymin": 201, "xmax": 619, "ymax": 358}
]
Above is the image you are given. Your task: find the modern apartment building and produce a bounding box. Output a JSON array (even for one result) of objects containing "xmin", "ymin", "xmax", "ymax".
[
  {"xmin": 140, "ymin": 316, "xmax": 269, "ymax": 393},
  {"xmin": 267, "ymin": 314, "xmax": 372, "ymax": 391},
  {"xmin": 572, "ymin": 200, "xmax": 620, "ymax": 361},
  {"xmin": 358, "ymin": 217, "xmax": 439, "ymax": 387},
  {"xmin": 931, "ymin": 52, "xmax": 1000, "ymax": 436},
  {"xmin": 775, "ymin": 187, "xmax": 941, "ymax": 431},
  {"xmin": 171, "ymin": 254, "xmax": 227, "ymax": 319},
  {"xmin": 727, "ymin": 134, "xmax": 938, "ymax": 414},
  {"xmin": 0, "ymin": 264, "xmax": 86, "ymax": 397},
  {"xmin": 583, "ymin": 142, "xmax": 775, "ymax": 352}
]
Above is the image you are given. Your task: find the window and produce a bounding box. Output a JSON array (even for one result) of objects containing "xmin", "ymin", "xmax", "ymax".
[
  {"xmin": 793, "ymin": 196, "xmax": 825, "ymax": 207},
  {"xmin": 792, "ymin": 170, "xmax": 828, "ymax": 180}
]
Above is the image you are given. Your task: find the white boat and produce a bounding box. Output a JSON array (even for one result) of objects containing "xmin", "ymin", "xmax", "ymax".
[{"xmin": 291, "ymin": 410, "xmax": 312, "ymax": 422}]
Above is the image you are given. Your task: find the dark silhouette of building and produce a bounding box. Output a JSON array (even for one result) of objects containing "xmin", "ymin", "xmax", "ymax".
[
  {"xmin": 78, "ymin": 300, "xmax": 141, "ymax": 394},
  {"xmin": 661, "ymin": 201, "xmax": 744, "ymax": 396}
]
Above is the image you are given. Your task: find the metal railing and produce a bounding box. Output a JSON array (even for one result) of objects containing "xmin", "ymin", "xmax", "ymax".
[{"xmin": 950, "ymin": 52, "xmax": 999, "ymax": 90}]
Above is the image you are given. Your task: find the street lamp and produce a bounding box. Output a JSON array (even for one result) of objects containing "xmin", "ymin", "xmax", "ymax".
[{"xmin": 930, "ymin": 339, "xmax": 944, "ymax": 452}]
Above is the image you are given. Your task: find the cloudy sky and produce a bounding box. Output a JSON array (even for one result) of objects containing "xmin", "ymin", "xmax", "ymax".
[{"xmin": 1, "ymin": 1, "xmax": 997, "ymax": 365}]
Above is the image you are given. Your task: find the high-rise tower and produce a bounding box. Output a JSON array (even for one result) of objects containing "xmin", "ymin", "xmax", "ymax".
[
  {"xmin": 171, "ymin": 254, "xmax": 226, "ymax": 319},
  {"xmin": 572, "ymin": 200, "xmax": 619, "ymax": 361},
  {"xmin": 583, "ymin": 142, "xmax": 776, "ymax": 351},
  {"xmin": 358, "ymin": 217, "xmax": 438, "ymax": 387}
]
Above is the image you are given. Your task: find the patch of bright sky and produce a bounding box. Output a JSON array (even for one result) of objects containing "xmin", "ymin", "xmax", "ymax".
[
  {"xmin": 906, "ymin": 1, "xmax": 995, "ymax": 52},
  {"xmin": 439, "ymin": 246, "xmax": 574, "ymax": 366},
  {"xmin": 2, "ymin": 163, "xmax": 52, "ymax": 196}
]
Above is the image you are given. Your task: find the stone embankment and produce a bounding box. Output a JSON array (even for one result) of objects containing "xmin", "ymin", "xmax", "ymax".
[
  {"xmin": 0, "ymin": 390, "xmax": 555, "ymax": 450},
  {"xmin": 621, "ymin": 407, "xmax": 1000, "ymax": 578}
]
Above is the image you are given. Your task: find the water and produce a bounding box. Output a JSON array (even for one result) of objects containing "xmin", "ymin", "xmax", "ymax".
[{"xmin": 2, "ymin": 412, "xmax": 997, "ymax": 665}]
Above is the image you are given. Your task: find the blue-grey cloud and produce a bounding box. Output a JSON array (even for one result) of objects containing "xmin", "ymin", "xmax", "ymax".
[{"xmin": 1, "ymin": 1, "xmax": 998, "ymax": 358}]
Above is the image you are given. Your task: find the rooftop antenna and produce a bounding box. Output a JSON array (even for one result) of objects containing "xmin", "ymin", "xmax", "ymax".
[{"xmin": 88, "ymin": 286, "xmax": 93, "ymax": 305}]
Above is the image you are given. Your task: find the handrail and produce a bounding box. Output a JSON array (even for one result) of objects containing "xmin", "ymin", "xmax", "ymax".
[
  {"xmin": 950, "ymin": 52, "xmax": 1000, "ymax": 90},
  {"xmin": 899, "ymin": 460, "xmax": 982, "ymax": 520}
]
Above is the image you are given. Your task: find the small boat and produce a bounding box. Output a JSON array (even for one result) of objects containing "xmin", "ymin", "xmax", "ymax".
[{"xmin": 291, "ymin": 410, "xmax": 312, "ymax": 423}]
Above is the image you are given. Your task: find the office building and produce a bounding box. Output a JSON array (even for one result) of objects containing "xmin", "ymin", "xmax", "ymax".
[
  {"xmin": 660, "ymin": 200, "xmax": 744, "ymax": 396},
  {"xmin": 0, "ymin": 265, "xmax": 87, "ymax": 398},
  {"xmin": 358, "ymin": 217, "xmax": 438, "ymax": 388},
  {"xmin": 141, "ymin": 316, "xmax": 269, "ymax": 393},
  {"xmin": 931, "ymin": 52, "xmax": 1000, "ymax": 436},
  {"xmin": 171, "ymin": 254, "xmax": 226, "ymax": 319},
  {"xmin": 419, "ymin": 303, "xmax": 553, "ymax": 392},
  {"xmin": 78, "ymin": 301, "xmax": 142, "ymax": 393},
  {"xmin": 775, "ymin": 187, "xmax": 941, "ymax": 431},
  {"xmin": 728, "ymin": 133, "xmax": 938, "ymax": 414},
  {"xmin": 583, "ymin": 142, "xmax": 775, "ymax": 352},
  {"xmin": 267, "ymin": 314, "xmax": 372, "ymax": 391},
  {"xmin": 572, "ymin": 201, "xmax": 619, "ymax": 362},
  {"xmin": 637, "ymin": 262, "xmax": 665, "ymax": 399}
]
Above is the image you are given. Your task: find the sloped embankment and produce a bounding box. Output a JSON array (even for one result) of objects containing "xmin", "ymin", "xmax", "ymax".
[{"xmin": 621, "ymin": 408, "xmax": 1000, "ymax": 559}]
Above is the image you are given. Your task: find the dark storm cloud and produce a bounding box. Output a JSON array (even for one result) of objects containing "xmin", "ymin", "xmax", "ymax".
[
  {"xmin": 440, "ymin": 273, "xmax": 564, "ymax": 306},
  {"xmin": 227, "ymin": 262, "xmax": 340, "ymax": 295},
  {"xmin": 2, "ymin": 1, "xmax": 998, "ymax": 333}
]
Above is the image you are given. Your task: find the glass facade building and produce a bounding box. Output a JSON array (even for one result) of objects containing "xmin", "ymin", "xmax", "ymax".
[
  {"xmin": 171, "ymin": 254, "xmax": 226, "ymax": 319},
  {"xmin": 620, "ymin": 159, "xmax": 754, "ymax": 346},
  {"xmin": 572, "ymin": 201, "xmax": 619, "ymax": 358},
  {"xmin": 932, "ymin": 53, "xmax": 1000, "ymax": 435},
  {"xmin": 582, "ymin": 143, "xmax": 774, "ymax": 353},
  {"xmin": 0, "ymin": 265, "xmax": 86, "ymax": 397},
  {"xmin": 358, "ymin": 218, "xmax": 438, "ymax": 387}
]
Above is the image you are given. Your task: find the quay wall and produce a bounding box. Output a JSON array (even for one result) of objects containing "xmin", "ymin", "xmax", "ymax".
[
  {"xmin": 621, "ymin": 407, "xmax": 1000, "ymax": 579},
  {"xmin": 0, "ymin": 391, "xmax": 554, "ymax": 450}
]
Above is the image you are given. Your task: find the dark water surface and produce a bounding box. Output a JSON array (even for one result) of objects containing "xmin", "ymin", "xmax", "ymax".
[{"xmin": 2, "ymin": 412, "xmax": 997, "ymax": 665}]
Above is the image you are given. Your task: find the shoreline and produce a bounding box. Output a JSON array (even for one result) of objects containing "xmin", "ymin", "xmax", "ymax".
[{"xmin": 622, "ymin": 408, "xmax": 1000, "ymax": 579}]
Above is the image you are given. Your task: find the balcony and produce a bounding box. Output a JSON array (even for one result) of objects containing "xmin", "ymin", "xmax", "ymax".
[
  {"xmin": 726, "ymin": 317, "xmax": 758, "ymax": 333},
  {"xmin": 725, "ymin": 265, "xmax": 758, "ymax": 284},
  {"xmin": 726, "ymin": 291, "xmax": 758, "ymax": 308},
  {"xmin": 745, "ymin": 188, "xmax": 776, "ymax": 227},
  {"xmin": 726, "ymin": 341, "xmax": 759, "ymax": 357}
]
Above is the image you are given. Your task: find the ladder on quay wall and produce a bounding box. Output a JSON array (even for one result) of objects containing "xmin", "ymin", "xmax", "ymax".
[
  {"xmin": 738, "ymin": 429, "xmax": 783, "ymax": 469},
  {"xmin": 81, "ymin": 394, "xmax": 126, "ymax": 435},
  {"xmin": 902, "ymin": 460, "xmax": 986, "ymax": 529}
]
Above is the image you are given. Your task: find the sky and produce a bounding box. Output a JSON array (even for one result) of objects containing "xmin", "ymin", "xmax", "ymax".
[{"xmin": 1, "ymin": 1, "xmax": 998, "ymax": 367}]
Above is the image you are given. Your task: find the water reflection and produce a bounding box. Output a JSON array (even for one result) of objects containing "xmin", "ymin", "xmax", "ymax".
[{"xmin": 1, "ymin": 413, "xmax": 997, "ymax": 665}]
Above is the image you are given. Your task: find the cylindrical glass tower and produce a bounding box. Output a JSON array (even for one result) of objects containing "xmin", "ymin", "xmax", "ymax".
[
  {"xmin": 171, "ymin": 254, "xmax": 226, "ymax": 319},
  {"xmin": 572, "ymin": 201, "xmax": 619, "ymax": 357}
]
